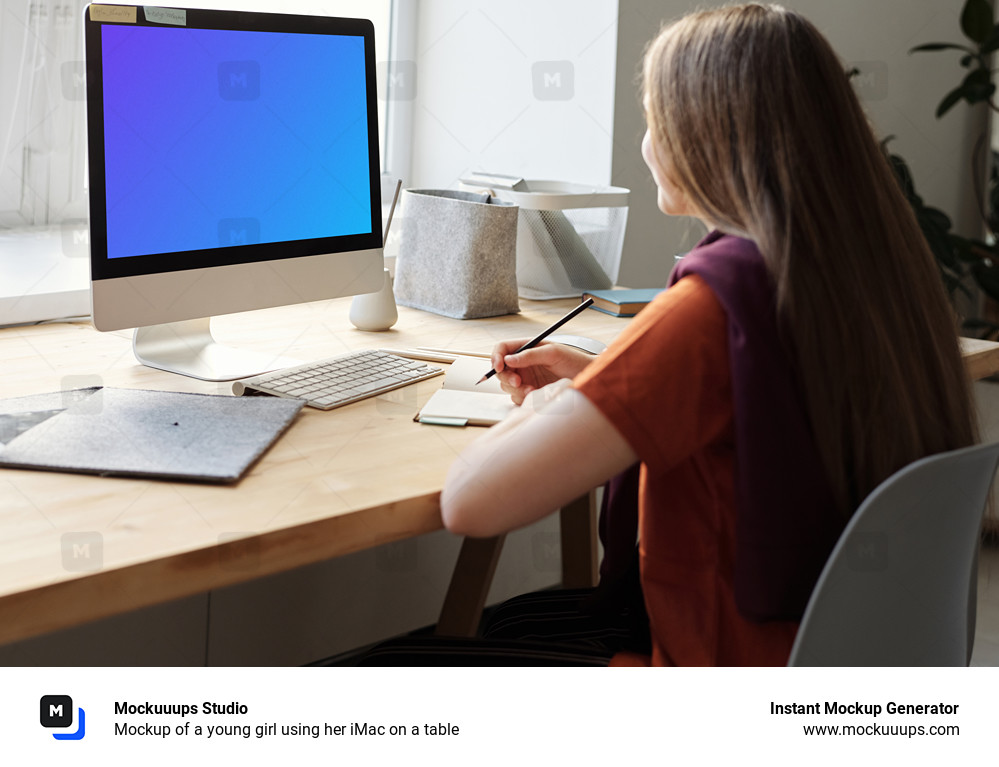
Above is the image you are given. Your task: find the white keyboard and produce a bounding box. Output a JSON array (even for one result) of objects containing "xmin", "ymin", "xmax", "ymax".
[{"xmin": 232, "ymin": 349, "xmax": 444, "ymax": 410}]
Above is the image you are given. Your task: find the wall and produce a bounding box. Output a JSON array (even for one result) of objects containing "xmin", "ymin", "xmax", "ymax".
[{"xmin": 405, "ymin": 0, "xmax": 619, "ymax": 189}]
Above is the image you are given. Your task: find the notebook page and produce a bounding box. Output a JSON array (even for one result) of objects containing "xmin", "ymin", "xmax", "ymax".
[{"xmin": 443, "ymin": 356, "xmax": 505, "ymax": 394}]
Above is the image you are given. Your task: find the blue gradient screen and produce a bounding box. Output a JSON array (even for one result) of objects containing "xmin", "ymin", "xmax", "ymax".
[{"xmin": 100, "ymin": 25, "xmax": 372, "ymax": 259}]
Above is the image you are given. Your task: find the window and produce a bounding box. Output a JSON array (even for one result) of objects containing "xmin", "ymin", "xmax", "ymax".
[{"xmin": 0, "ymin": 0, "xmax": 87, "ymax": 229}]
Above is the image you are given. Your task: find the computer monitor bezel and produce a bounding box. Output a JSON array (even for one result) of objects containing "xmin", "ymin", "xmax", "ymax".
[{"xmin": 84, "ymin": 6, "xmax": 383, "ymax": 286}]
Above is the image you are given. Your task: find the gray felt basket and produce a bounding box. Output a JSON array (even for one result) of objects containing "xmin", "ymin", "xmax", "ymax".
[{"xmin": 394, "ymin": 189, "xmax": 520, "ymax": 319}]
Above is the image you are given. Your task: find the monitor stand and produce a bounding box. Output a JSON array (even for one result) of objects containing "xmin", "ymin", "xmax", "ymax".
[{"xmin": 133, "ymin": 318, "xmax": 300, "ymax": 382}]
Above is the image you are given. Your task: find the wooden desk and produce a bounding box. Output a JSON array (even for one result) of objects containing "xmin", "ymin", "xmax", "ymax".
[
  {"xmin": 1, "ymin": 304, "xmax": 997, "ymax": 648},
  {"xmin": 961, "ymin": 337, "xmax": 999, "ymax": 381},
  {"xmin": 0, "ymin": 297, "xmax": 628, "ymax": 647}
]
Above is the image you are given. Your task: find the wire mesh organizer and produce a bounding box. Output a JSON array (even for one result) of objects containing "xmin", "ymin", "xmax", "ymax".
[{"xmin": 461, "ymin": 176, "xmax": 630, "ymax": 299}]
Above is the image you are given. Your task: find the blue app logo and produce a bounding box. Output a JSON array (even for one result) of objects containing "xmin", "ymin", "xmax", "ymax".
[{"xmin": 40, "ymin": 695, "xmax": 86, "ymax": 740}]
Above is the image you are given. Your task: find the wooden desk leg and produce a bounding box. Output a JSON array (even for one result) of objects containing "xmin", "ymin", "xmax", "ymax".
[
  {"xmin": 436, "ymin": 535, "xmax": 506, "ymax": 637},
  {"xmin": 560, "ymin": 490, "xmax": 599, "ymax": 589}
]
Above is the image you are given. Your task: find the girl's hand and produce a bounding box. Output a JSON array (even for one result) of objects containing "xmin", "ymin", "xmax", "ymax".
[{"xmin": 489, "ymin": 339, "xmax": 595, "ymax": 405}]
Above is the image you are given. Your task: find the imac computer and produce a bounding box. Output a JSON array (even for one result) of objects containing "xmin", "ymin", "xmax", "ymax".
[{"xmin": 83, "ymin": 5, "xmax": 384, "ymax": 381}]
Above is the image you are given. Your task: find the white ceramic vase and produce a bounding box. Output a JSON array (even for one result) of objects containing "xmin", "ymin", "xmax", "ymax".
[{"xmin": 349, "ymin": 268, "xmax": 398, "ymax": 331}]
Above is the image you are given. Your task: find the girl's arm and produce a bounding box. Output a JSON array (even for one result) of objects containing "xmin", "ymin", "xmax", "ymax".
[{"xmin": 440, "ymin": 379, "xmax": 638, "ymax": 538}]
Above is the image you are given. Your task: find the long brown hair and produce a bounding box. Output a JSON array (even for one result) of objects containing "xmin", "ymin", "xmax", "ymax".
[{"xmin": 643, "ymin": 3, "xmax": 977, "ymax": 513}]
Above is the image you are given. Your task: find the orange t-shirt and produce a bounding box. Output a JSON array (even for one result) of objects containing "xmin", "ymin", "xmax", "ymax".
[{"xmin": 575, "ymin": 275, "xmax": 798, "ymax": 666}]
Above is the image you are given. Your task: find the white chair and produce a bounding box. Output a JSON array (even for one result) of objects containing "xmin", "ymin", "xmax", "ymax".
[{"xmin": 788, "ymin": 441, "xmax": 999, "ymax": 666}]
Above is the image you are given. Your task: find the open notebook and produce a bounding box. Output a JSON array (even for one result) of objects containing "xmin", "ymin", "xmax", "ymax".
[{"xmin": 416, "ymin": 357, "xmax": 515, "ymax": 426}]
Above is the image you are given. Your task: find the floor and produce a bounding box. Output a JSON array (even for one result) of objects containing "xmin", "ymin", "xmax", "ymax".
[{"xmin": 972, "ymin": 541, "xmax": 999, "ymax": 665}]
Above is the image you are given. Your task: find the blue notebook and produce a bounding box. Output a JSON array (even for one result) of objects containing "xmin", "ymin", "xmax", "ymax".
[
  {"xmin": 0, "ymin": 387, "xmax": 303, "ymax": 483},
  {"xmin": 583, "ymin": 288, "xmax": 663, "ymax": 317}
]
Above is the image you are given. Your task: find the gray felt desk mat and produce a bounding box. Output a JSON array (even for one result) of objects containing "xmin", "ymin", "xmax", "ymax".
[{"xmin": 0, "ymin": 388, "xmax": 304, "ymax": 483}]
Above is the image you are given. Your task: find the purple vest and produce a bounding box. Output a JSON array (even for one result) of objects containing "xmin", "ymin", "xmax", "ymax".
[{"xmin": 600, "ymin": 230, "xmax": 845, "ymax": 622}]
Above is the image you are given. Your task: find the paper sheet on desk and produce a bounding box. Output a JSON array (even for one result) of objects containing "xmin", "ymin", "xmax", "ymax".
[
  {"xmin": 0, "ymin": 387, "xmax": 303, "ymax": 483},
  {"xmin": 417, "ymin": 357, "xmax": 515, "ymax": 426}
]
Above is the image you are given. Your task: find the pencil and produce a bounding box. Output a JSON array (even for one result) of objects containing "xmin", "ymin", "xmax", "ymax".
[
  {"xmin": 417, "ymin": 346, "xmax": 492, "ymax": 358},
  {"xmin": 475, "ymin": 297, "xmax": 595, "ymax": 385},
  {"xmin": 379, "ymin": 348, "xmax": 456, "ymax": 364},
  {"xmin": 383, "ymin": 179, "xmax": 402, "ymax": 245}
]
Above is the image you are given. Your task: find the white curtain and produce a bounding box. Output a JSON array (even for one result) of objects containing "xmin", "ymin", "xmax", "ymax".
[{"xmin": 0, "ymin": 0, "xmax": 87, "ymax": 229}]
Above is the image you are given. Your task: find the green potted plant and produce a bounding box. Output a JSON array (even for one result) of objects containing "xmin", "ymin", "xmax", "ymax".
[{"xmin": 907, "ymin": 0, "xmax": 999, "ymax": 336}]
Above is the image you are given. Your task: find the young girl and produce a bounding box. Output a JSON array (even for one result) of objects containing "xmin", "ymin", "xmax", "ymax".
[{"xmin": 367, "ymin": 3, "xmax": 978, "ymax": 666}]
